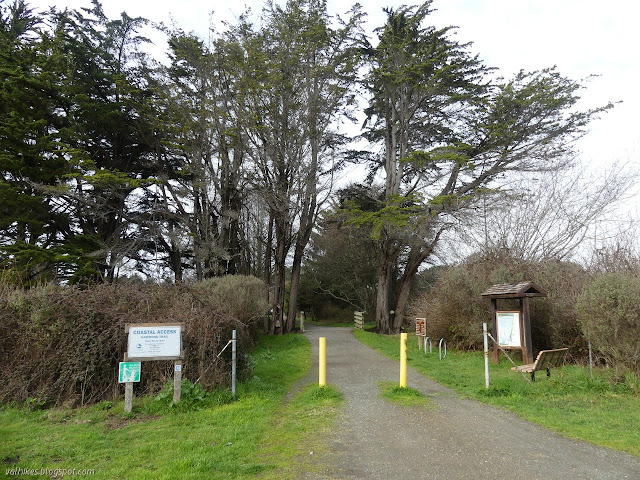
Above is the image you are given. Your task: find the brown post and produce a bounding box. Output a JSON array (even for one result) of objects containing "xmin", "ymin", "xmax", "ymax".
[
  {"xmin": 124, "ymin": 353, "xmax": 133, "ymax": 413},
  {"xmin": 522, "ymin": 297, "xmax": 534, "ymax": 364},
  {"xmin": 490, "ymin": 298, "xmax": 499, "ymax": 363},
  {"xmin": 173, "ymin": 360, "xmax": 182, "ymax": 404},
  {"xmin": 124, "ymin": 383, "xmax": 133, "ymax": 413}
]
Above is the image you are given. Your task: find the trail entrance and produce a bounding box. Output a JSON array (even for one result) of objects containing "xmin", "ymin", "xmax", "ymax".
[{"xmin": 299, "ymin": 325, "xmax": 640, "ymax": 480}]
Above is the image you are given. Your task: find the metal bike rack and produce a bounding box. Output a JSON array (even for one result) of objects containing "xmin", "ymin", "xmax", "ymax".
[
  {"xmin": 424, "ymin": 336, "xmax": 433, "ymax": 355},
  {"xmin": 439, "ymin": 338, "xmax": 447, "ymax": 360}
]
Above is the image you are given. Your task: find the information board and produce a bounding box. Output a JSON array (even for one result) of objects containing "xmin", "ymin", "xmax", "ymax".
[
  {"xmin": 496, "ymin": 311, "xmax": 521, "ymax": 347},
  {"xmin": 127, "ymin": 324, "xmax": 182, "ymax": 360},
  {"xmin": 415, "ymin": 318, "xmax": 426, "ymax": 336}
]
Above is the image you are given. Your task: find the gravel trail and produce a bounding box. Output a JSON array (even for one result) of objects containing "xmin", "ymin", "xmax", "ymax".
[{"xmin": 300, "ymin": 324, "xmax": 640, "ymax": 480}]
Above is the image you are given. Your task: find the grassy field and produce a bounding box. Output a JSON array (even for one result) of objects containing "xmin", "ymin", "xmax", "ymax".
[
  {"xmin": 354, "ymin": 330, "xmax": 640, "ymax": 457},
  {"xmin": 0, "ymin": 334, "xmax": 342, "ymax": 479}
]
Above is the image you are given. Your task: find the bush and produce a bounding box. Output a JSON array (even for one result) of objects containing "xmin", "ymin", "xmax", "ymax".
[
  {"xmin": 408, "ymin": 251, "xmax": 590, "ymax": 353},
  {"xmin": 190, "ymin": 275, "xmax": 269, "ymax": 325},
  {"xmin": 576, "ymin": 273, "xmax": 640, "ymax": 373},
  {"xmin": 0, "ymin": 280, "xmax": 261, "ymax": 407}
]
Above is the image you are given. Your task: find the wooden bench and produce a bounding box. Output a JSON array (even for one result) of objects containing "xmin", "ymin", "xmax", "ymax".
[
  {"xmin": 354, "ymin": 311, "xmax": 364, "ymax": 330},
  {"xmin": 511, "ymin": 348, "xmax": 568, "ymax": 381}
]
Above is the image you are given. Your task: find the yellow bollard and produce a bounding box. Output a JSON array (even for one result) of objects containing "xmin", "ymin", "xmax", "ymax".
[
  {"xmin": 400, "ymin": 332, "xmax": 407, "ymax": 388},
  {"xmin": 319, "ymin": 337, "xmax": 326, "ymax": 387}
]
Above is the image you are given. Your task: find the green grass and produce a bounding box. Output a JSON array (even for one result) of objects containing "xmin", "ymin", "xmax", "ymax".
[
  {"xmin": 354, "ymin": 330, "xmax": 640, "ymax": 457},
  {"xmin": 0, "ymin": 333, "xmax": 342, "ymax": 479},
  {"xmin": 377, "ymin": 381, "xmax": 432, "ymax": 408},
  {"xmin": 258, "ymin": 384, "xmax": 343, "ymax": 479}
]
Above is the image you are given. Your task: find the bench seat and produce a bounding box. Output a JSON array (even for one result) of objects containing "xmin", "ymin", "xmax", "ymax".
[{"xmin": 511, "ymin": 348, "xmax": 568, "ymax": 381}]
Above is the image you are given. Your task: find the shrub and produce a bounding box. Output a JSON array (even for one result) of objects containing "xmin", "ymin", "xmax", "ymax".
[
  {"xmin": 0, "ymin": 281, "xmax": 257, "ymax": 407},
  {"xmin": 576, "ymin": 272, "xmax": 640, "ymax": 373},
  {"xmin": 190, "ymin": 275, "xmax": 269, "ymax": 325},
  {"xmin": 408, "ymin": 252, "xmax": 590, "ymax": 353}
]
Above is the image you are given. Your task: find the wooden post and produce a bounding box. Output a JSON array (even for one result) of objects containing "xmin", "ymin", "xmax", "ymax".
[
  {"xmin": 124, "ymin": 353, "xmax": 133, "ymax": 413},
  {"xmin": 522, "ymin": 296, "xmax": 534, "ymax": 364},
  {"xmin": 490, "ymin": 298, "xmax": 499, "ymax": 363},
  {"xmin": 300, "ymin": 311, "xmax": 305, "ymax": 333},
  {"xmin": 124, "ymin": 382, "xmax": 133, "ymax": 413},
  {"xmin": 173, "ymin": 360, "xmax": 182, "ymax": 404}
]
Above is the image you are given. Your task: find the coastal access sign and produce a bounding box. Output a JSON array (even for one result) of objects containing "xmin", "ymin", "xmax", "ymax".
[{"xmin": 126, "ymin": 323, "xmax": 183, "ymax": 361}]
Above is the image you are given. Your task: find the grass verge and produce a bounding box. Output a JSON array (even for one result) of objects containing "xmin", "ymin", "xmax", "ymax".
[
  {"xmin": 377, "ymin": 381, "xmax": 432, "ymax": 408},
  {"xmin": 354, "ymin": 329, "xmax": 640, "ymax": 457},
  {"xmin": 0, "ymin": 333, "xmax": 341, "ymax": 479},
  {"xmin": 258, "ymin": 384, "xmax": 343, "ymax": 479}
]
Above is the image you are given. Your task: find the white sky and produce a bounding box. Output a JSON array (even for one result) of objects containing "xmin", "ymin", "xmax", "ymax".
[{"xmin": 25, "ymin": 0, "xmax": 640, "ymax": 176}]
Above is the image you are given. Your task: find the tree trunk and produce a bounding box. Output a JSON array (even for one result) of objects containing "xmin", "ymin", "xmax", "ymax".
[
  {"xmin": 287, "ymin": 254, "xmax": 302, "ymax": 333},
  {"xmin": 264, "ymin": 215, "xmax": 274, "ymax": 334},
  {"xmin": 272, "ymin": 217, "xmax": 288, "ymax": 334},
  {"xmin": 375, "ymin": 260, "xmax": 393, "ymax": 334},
  {"xmin": 169, "ymin": 246, "xmax": 183, "ymax": 283},
  {"xmin": 286, "ymin": 207, "xmax": 315, "ymax": 332},
  {"xmin": 392, "ymin": 246, "xmax": 421, "ymax": 330}
]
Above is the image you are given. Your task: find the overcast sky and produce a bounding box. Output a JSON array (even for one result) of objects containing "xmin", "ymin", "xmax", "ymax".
[{"xmin": 25, "ymin": 0, "xmax": 639, "ymax": 175}]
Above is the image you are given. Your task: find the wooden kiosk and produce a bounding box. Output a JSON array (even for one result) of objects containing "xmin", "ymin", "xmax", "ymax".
[{"xmin": 481, "ymin": 282, "xmax": 547, "ymax": 364}]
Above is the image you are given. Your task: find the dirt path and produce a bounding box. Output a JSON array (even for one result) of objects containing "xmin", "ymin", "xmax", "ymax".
[{"xmin": 300, "ymin": 325, "xmax": 640, "ymax": 480}]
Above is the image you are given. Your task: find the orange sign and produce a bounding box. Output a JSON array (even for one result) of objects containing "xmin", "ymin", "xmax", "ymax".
[{"xmin": 415, "ymin": 318, "xmax": 426, "ymax": 336}]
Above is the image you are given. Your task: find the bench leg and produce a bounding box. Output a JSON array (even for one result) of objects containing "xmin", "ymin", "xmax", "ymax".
[
  {"xmin": 531, "ymin": 372, "xmax": 535, "ymax": 382},
  {"xmin": 547, "ymin": 368, "xmax": 551, "ymax": 378}
]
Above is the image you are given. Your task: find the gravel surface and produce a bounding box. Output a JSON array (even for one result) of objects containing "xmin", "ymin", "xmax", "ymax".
[{"xmin": 299, "ymin": 324, "xmax": 640, "ymax": 480}]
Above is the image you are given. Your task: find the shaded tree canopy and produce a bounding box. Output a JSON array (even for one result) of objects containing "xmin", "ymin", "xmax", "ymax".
[{"xmin": 0, "ymin": 0, "xmax": 621, "ymax": 338}]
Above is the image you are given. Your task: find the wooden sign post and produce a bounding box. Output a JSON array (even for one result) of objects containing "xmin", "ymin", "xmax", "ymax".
[
  {"xmin": 415, "ymin": 318, "xmax": 426, "ymax": 350},
  {"xmin": 123, "ymin": 323, "xmax": 184, "ymax": 412},
  {"xmin": 481, "ymin": 282, "xmax": 547, "ymax": 364}
]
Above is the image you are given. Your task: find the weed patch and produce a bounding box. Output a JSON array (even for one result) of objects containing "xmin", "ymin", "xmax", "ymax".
[{"xmin": 378, "ymin": 381, "xmax": 432, "ymax": 407}]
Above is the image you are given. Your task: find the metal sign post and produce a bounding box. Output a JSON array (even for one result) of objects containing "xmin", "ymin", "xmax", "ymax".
[
  {"xmin": 483, "ymin": 323, "xmax": 490, "ymax": 389},
  {"xmin": 231, "ymin": 330, "xmax": 237, "ymax": 399}
]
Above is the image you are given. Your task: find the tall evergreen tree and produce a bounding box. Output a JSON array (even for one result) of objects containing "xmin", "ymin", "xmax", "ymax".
[
  {"xmin": 354, "ymin": 1, "xmax": 611, "ymax": 333},
  {"xmin": 0, "ymin": 0, "xmax": 76, "ymax": 284}
]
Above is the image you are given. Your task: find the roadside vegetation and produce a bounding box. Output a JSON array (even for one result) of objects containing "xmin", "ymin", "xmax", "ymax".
[
  {"xmin": 0, "ymin": 277, "xmax": 268, "ymax": 406},
  {"xmin": 377, "ymin": 381, "xmax": 431, "ymax": 408},
  {"xmin": 0, "ymin": 334, "xmax": 342, "ymax": 479},
  {"xmin": 354, "ymin": 330, "xmax": 640, "ymax": 457}
]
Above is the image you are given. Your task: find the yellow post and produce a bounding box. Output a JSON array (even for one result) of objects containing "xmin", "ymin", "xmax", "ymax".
[
  {"xmin": 400, "ymin": 332, "xmax": 407, "ymax": 388},
  {"xmin": 319, "ymin": 337, "xmax": 326, "ymax": 387}
]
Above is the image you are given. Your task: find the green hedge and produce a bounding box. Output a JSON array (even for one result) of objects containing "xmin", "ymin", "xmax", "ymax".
[{"xmin": 0, "ymin": 276, "xmax": 268, "ymax": 407}]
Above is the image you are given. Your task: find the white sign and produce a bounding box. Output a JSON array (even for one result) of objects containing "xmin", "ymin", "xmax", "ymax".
[
  {"xmin": 497, "ymin": 312, "xmax": 521, "ymax": 347},
  {"xmin": 127, "ymin": 324, "xmax": 182, "ymax": 359}
]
